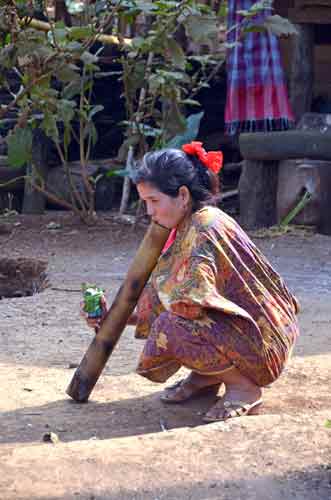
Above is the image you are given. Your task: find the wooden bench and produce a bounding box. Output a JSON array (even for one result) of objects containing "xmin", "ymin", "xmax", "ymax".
[{"xmin": 238, "ymin": 130, "xmax": 331, "ymax": 235}]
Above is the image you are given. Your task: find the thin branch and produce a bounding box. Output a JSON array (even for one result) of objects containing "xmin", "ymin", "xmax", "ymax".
[
  {"xmin": 0, "ymin": 175, "xmax": 26, "ymax": 189},
  {"xmin": 29, "ymin": 179, "xmax": 75, "ymax": 212},
  {"xmin": 119, "ymin": 146, "xmax": 133, "ymax": 214},
  {"xmin": 189, "ymin": 58, "xmax": 225, "ymax": 100},
  {"xmin": 22, "ymin": 17, "xmax": 132, "ymax": 48},
  {"xmin": 54, "ymin": 141, "xmax": 86, "ymax": 213},
  {"xmin": 79, "ymin": 70, "xmax": 94, "ymax": 205}
]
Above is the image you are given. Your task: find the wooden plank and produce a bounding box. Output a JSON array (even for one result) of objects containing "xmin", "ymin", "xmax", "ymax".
[
  {"xmin": 296, "ymin": 0, "xmax": 331, "ymax": 7},
  {"xmin": 289, "ymin": 7, "xmax": 331, "ymax": 23},
  {"xmin": 314, "ymin": 45, "xmax": 331, "ymax": 98},
  {"xmin": 273, "ymin": 0, "xmax": 291, "ymax": 17},
  {"xmin": 239, "ymin": 131, "xmax": 331, "ymax": 161},
  {"xmin": 289, "ymin": 24, "xmax": 314, "ymax": 122}
]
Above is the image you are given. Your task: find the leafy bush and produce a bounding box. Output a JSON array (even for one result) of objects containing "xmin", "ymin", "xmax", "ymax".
[{"xmin": 0, "ymin": 0, "xmax": 295, "ymax": 221}]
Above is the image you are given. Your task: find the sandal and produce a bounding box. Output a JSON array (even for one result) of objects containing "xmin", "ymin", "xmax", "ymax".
[
  {"xmin": 160, "ymin": 377, "xmax": 221, "ymax": 404},
  {"xmin": 203, "ymin": 398, "xmax": 263, "ymax": 422}
]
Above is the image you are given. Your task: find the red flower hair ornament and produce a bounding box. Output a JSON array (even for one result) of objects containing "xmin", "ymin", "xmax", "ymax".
[{"xmin": 182, "ymin": 141, "xmax": 223, "ymax": 174}]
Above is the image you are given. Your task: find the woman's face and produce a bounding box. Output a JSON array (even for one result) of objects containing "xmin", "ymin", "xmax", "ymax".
[{"xmin": 137, "ymin": 182, "xmax": 191, "ymax": 229}]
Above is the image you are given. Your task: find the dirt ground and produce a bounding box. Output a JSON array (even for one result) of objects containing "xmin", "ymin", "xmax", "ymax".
[{"xmin": 0, "ymin": 211, "xmax": 330, "ymax": 500}]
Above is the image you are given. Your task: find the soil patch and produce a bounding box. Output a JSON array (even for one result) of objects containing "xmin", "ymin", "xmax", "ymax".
[{"xmin": 0, "ymin": 212, "xmax": 330, "ymax": 499}]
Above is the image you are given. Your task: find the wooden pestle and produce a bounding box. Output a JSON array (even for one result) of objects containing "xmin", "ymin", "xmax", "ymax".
[{"xmin": 66, "ymin": 222, "xmax": 170, "ymax": 402}]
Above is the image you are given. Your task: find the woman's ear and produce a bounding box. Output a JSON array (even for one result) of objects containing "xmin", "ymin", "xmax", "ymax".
[{"xmin": 178, "ymin": 185, "xmax": 191, "ymax": 207}]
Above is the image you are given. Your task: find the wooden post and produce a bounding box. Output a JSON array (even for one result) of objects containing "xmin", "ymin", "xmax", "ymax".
[
  {"xmin": 290, "ymin": 23, "xmax": 315, "ymax": 122},
  {"xmin": 238, "ymin": 160, "xmax": 279, "ymax": 229},
  {"xmin": 318, "ymin": 164, "xmax": 331, "ymax": 235}
]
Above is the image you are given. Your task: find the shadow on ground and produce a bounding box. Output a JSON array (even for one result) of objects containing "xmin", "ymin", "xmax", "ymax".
[
  {"xmin": 9, "ymin": 466, "xmax": 331, "ymax": 500},
  {"xmin": 1, "ymin": 380, "xmax": 329, "ymax": 446}
]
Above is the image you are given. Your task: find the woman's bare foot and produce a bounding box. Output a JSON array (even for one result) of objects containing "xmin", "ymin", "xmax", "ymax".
[
  {"xmin": 203, "ymin": 367, "xmax": 263, "ymax": 422},
  {"xmin": 161, "ymin": 371, "xmax": 223, "ymax": 403}
]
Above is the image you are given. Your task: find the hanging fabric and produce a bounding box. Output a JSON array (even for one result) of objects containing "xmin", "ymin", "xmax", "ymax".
[{"xmin": 225, "ymin": 0, "xmax": 295, "ymax": 135}]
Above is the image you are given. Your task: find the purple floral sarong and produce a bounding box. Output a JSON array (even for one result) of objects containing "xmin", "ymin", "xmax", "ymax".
[{"xmin": 135, "ymin": 207, "xmax": 299, "ymax": 387}]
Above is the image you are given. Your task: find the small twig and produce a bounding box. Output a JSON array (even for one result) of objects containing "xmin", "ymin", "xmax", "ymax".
[
  {"xmin": 0, "ymin": 175, "xmax": 27, "ymax": 189},
  {"xmin": 54, "ymin": 142, "xmax": 86, "ymax": 213},
  {"xmin": 119, "ymin": 147, "xmax": 134, "ymax": 214},
  {"xmin": 79, "ymin": 68, "xmax": 95, "ymax": 212},
  {"xmin": 22, "ymin": 18, "xmax": 132, "ymax": 47},
  {"xmin": 50, "ymin": 287, "xmax": 81, "ymax": 293},
  {"xmin": 220, "ymin": 189, "xmax": 238, "ymax": 200},
  {"xmin": 29, "ymin": 180, "xmax": 75, "ymax": 212}
]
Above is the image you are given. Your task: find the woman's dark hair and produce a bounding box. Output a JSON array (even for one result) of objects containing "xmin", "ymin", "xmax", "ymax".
[{"xmin": 131, "ymin": 148, "xmax": 220, "ymax": 211}]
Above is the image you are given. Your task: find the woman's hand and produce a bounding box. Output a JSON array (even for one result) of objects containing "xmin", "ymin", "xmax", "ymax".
[{"xmin": 80, "ymin": 295, "xmax": 109, "ymax": 333}]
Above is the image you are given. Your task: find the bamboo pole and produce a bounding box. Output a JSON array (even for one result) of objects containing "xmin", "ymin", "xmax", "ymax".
[
  {"xmin": 66, "ymin": 222, "xmax": 170, "ymax": 402},
  {"xmin": 25, "ymin": 18, "xmax": 132, "ymax": 47}
]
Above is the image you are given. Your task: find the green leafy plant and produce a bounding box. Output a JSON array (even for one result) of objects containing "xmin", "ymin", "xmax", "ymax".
[
  {"xmin": 0, "ymin": 0, "xmax": 125, "ymax": 222},
  {"xmin": 117, "ymin": 0, "xmax": 221, "ymax": 158},
  {"xmin": 0, "ymin": 0, "xmax": 296, "ymax": 221},
  {"xmin": 166, "ymin": 111, "xmax": 204, "ymax": 149},
  {"xmin": 234, "ymin": 0, "xmax": 298, "ymax": 38}
]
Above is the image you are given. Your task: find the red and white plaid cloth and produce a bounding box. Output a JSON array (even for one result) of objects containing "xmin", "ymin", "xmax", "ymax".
[{"xmin": 225, "ymin": 0, "xmax": 294, "ymax": 135}]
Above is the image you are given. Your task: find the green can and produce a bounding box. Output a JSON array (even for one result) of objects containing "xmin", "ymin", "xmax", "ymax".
[{"xmin": 82, "ymin": 284, "xmax": 104, "ymax": 318}]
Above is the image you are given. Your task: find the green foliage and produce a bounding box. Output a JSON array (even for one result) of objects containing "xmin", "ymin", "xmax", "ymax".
[
  {"xmin": 165, "ymin": 38, "xmax": 186, "ymax": 70},
  {"xmin": 238, "ymin": 1, "xmax": 298, "ymax": 37},
  {"xmin": 185, "ymin": 14, "xmax": 218, "ymax": 44},
  {"xmin": 0, "ymin": 1, "xmax": 112, "ymax": 221},
  {"xmin": 65, "ymin": 0, "xmax": 86, "ymax": 15},
  {"xmin": 237, "ymin": 0, "xmax": 273, "ymax": 18},
  {"xmin": 0, "ymin": 0, "xmax": 296, "ymax": 221},
  {"xmin": 218, "ymin": 1, "xmax": 228, "ymax": 18},
  {"xmin": 113, "ymin": 111, "xmax": 204, "ymax": 178},
  {"xmin": 262, "ymin": 15, "xmax": 298, "ymax": 37},
  {"xmin": 119, "ymin": 0, "xmax": 221, "ymax": 155},
  {"xmin": 166, "ymin": 112, "xmax": 204, "ymax": 149},
  {"xmin": 6, "ymin": 127, "xmax": 32, "ymax": 168}
]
